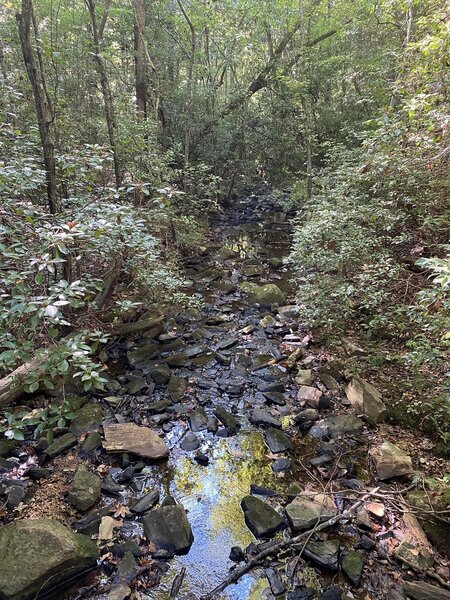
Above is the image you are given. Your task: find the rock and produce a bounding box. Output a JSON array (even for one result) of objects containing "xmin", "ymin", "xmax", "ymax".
[
  {"xmin": 304, "ymin": 539, "xmax": 340, "ymax": 570},
  {"xmin": 68, "ymin": 465, "xmax": 101, "ymax": 511},
  {"xmin": 229, "ymin": 546, "xmax": 244, "ymax": 562},
  {"xmin": 102, "ymin": 473, "xmax": 123, "ymax": 496},
  {"xmin": 371, "ymin": 442, "xmax": 413, "ymax": 480},
  {"xmin": 296, "ymin": 370, "xmax": 313, "ymax": 386},
  {"xmin": 341, "ymin": 338, "xmax": 367, "ymax": 357},
  {"xmin": 321, "ymin": 586, "xmax": 342, "ymax": 600},
  {"xmin": 108, "ymin": 583, "xmax": 131, "ymax": 600},
  {"xmin": 297, "ymin": 386, "xmax": 324, "ymax": 409},
  {"xmin": 264, "ymin": 428, "xmax": 292, "ymax": 453},
  {"xmin": 345, "ymin": 376, "xmax": 387, "ymax": 425},
  {"xmin": 7, "ymin": 486, "xmax": 25, "ymax": 511},
  {"xmin": 320, "ymin": 372, "xmax": 340, "ymax": 392},
  {"xmin": 103, "ymin": 423, "xmax": 168, "ymax": 460},
  {"xmin": 341, "ymin": 551, "xmax": 364, "ymax": 585},
  {"xmin": 180, "ymin": 432, "xmax": 200, "ymax": 452},
  {"xmin": 148, "ymin": 364, "xmax": 171, "ymax": 385},
  {"xmin": 0, "ymin": 519, "xmax": 97, "ymax": 600},
  {"xmin": 0, "ymin": 440, "xmax": 15, "ymax": 457},
  {"xmin": 309, "ymin": 415, "xmax": 363, "ymax": 439},
  {"xmin": 241, "ymin": 495, "xmax": 284, "ymax": 538},
  {"xmin": 251, "ymin": 284, "xmax": 286, "ymax": 307},
  {"xmin": 167, "ymin": 376, "xmax": 187, "ymax": 400},
  {"xmin": 116, "ymin": 551, "xmax": 139, "ymax": 581},
  {"xmin": 189, "ymin": 407, "xmax": 209, "ymax": 432},
  {"xmin": 277, "ymin": 305, "xmax": 300, "ymax": 318},
  {"xmin": 125, "ymin": 377, "xmax": 148, "ymax": 395},
  {"xmin": 130, "ymin": 488, "xmax": 160, "ymax": 514},
  {"xmin": 142, "ymin": 505, "xmax": 194, "ymax": 554},
  {"xmin": 217, "ymin": 337, "xmax": 239, "ymax": 350},
  {"xmin": 194, "ymin": 453, "xmax": 209, "ymax": 466},
  {"xmin": 249, "ymin": 408, "xmax": 281, "ymax": 428},
  {"xmin": 165, "ymin": 353, "xmax": 191, "ymax": 368},
  {"xmin": 286, "ymin": 494, "xmax": 337, "ymax": 530},
  {"xmin": 268, "ymin": 257, "xmax": 284, "ymax": 269},
  {"xmin": 45, "ymin": 432, "xmax": 78, "ymax": 459},
  {"xmin": 80, "ymin": 432, "xmax": 102, "ymax": 456},
  {"xmin": 70, "ymin": 403, "xmax": 104, "ymax": 435},
  {"xmin": 356, "ymin": 535, "xmax": 375, "ymax": 551},
  {"xmin": 28, "ymin": 466, "xmax": 50, "ymax": 480},
  {"xmin": 127, "ymin": 342, "xmax": 159, "ymax": 368},
  {"xmin": 403, "ymin": 581, "xmax": 450, "ymax": 600},
  {"xmin": 266, "ymin": 567, "xmax": 285, "ymax": 596},
  {"xmin": 214, "ymin": 407, "xmax": 240, "ymax": 432},
  {"xmin": 407, "ymin": 490, "xmax": 450, "ymax": 556},
  {"xmin": 148, "ymin": 399, "xmax": 172, "ymax": 413},
  {"xmin": 394, "ymin": 540, "xmax": 434, "ymax": 572},
  {"xmin": 263, "ymin": 392, "xmax": 286, "ymax": 406},
  {"xmin": 272, "ymin": 458, "xmax": 292, "ymax": 472},
  {"xmin": 260, "ymin": 315, "xmax": 277, "ymax": 328}
]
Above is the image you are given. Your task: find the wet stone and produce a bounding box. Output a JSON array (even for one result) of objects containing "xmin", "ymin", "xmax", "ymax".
[
  {"xmin": 272, "ymin": 458, "xmax": 292, "ymax": 473},
  {"xmin": 249, "ymin": 408, "xmax": 281, "ymax": 428},
  {"xmin": 194, "ymin": 452, "xmax": 209, "ymax": 466},
  {"xmin": 101, "ymin": 474, "xmax": 124, "ymax": 496},
  {"xmin": 180, "ymin": 432, "xmax": 200, "ymax": 452},
  {"xmin": 130, "ymin": 488, "xmax": 160, "ymax": 514},
  {"xmin": 266, "ymin": 567, "xmax": 285, "ymax": 596},
  {"xmin": 241, "ymin": 495, "xmax": 284, "ymax": 538},
  {"xmin": 167, "ymin": 375, "xmax": 187, "ymax": 400},
  {"xmin": 264, "ymin": 428, "xmax": 292, "ymax": 453},
  {"xmin": 189, "ymin": 407, "xmax": 209, "ymax": 432},
  {"xmin": 229, "ymin": 546, "xmax": 244, "ymax": 562},
  {"xmin": 142, "ymin": 504, "xmax": 194, "ymax": 555}
]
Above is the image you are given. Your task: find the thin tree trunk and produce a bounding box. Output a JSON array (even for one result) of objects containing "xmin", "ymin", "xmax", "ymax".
[
  {"xmin": 134, "ymin": 0, "xmax": 147, "ymax": 120},
  {"xmin": 16, "ymin": 0, "xmax": 59, "ymax": 214},
  {"xmin": 85, "ymin": 0, "xmax": 121, "ymax": 188},
  {"xmin": 177, "ymin": 0, "xmax": 196, "ymax": 164}
]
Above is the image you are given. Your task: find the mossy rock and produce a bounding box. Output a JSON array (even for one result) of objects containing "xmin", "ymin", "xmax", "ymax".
[
  {"xmin": 70, "ymin": 403, "xmax": 105, "ymax": 435},
  {"xmin": 68, "ymin": 465, "xmax": 101, "ymax": 511},
  {"xmin": 408, "ymin": 490, "xmax": 450, "ymax": 556},
  {"xmin": 0, "ymin": 439, "xmax": 15, "ymax": 458},
  {"xmin": 0, "ymin": 519, "xmax": 97, "ymax": 600},
  {"xmin": 251, "ymin": 284, "xmax": 286, "ymax": 307}
]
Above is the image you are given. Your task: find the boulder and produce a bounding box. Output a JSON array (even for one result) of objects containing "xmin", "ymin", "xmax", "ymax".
[
  {"xmin": 371, "ymin": 441, "xmax": 413, "ymax": 480},
  {"xmin": 345, "ymin": 376, "xmax": 387, "ymax": 425},
  {"xmin": 286, "ymin": 493, "xmax": 337, "ymax": 530},
  {"xmin": 68, "ymin": 465, "xmax": 101, "ymax": 511},
  {"xmin": 241, "ymin": 495, "xmax": 284, "ymax": 538},
  {"xmin": 103, "ymin": 423, "xmax": 168, "ymax": 460},
  {"xmin": 142, "ymin": 505, "xmax": 193, "ymax": 554},
  {"xmin": 251, "ymin": 284, "xmax": 286, "ymax": 307},
  {"xmin": 70, "ymin": 403, "xmax": 104, "ymax": 435},
  {"xmin": 0, "ymin": 519, "xmax": 97, "ymax": 600}
]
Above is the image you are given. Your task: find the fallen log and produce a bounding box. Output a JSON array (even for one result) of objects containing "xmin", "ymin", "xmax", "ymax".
[
  {"xmin": 110, "ymin": 314, "xmax": 164, "ymax": 336},
  {"xmin": 0, "ymin": 352, "xmax": 49, "ymax": 408},
  {"xmin": 94, "ymin": 257, "xmax": 123, "ymax": 310},
  {"xmin": 201, "ymin": 487, "xmax": 380, "ymax": 599}
]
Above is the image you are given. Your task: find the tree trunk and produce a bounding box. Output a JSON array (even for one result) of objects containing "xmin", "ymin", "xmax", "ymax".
[
  {"xmin": 134, "ymin": 0, "xmax": 147, "ymax": 120},
  {"xmin": 177, "ymin": 0, "xmax": 196, "ymax": 164},
  {"xmin": 85, "ymin": 0, "xmax": 122, "ymax": 188},
  {"xmin": 16, "ymin": 0, "xmax": 58, "ymax": 214}
]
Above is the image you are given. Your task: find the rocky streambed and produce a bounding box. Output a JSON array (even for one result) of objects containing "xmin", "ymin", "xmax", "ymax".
[{"xmin": 0, "ymin": 190, "xmax": 449, "ymax": 600}]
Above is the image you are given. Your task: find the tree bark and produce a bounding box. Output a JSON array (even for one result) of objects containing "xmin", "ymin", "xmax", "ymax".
[
  {"xmin": 177, "ymin": 0, "xmax": 196, "ymax": 164},
  {"xmin": 85, "ymin": 0, "xmax": 122, "ymax": 188},
  {"xmin": 16, "ymin": 0, "xmax": 59, "ymax": 214},
  {"xmin": 134, "ymin": 0, "xmax": 147, "ymax": 120}
]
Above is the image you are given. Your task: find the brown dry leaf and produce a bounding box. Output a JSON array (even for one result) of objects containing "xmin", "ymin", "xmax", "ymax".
[
  {"xmin": 97, "ymin": 464, "xmax": 109, "ymax": 476},
  {"xmin": 366, "ymin": 502, "xmax": 386, "ymax": 518},
  {"xmin": 113, "ymin": 505, "xmax": 131, "ymax": 519}
]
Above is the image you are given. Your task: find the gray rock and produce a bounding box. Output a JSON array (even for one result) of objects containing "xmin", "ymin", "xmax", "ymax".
[
  {"xmin": 371, "ymin": 442, "xmax": 413, "ymax": 480},
  {"xmin": 167, "ymin": 376, "xmax": 187, "ymax": 400},
  {"xmin": 266, "ymin": 567, "xmax": 285, "ymax": 596},
  {"xmin": 272, "ymin": 458, "xmax": 292, "ymax": 472},
  {"xmin": 68, "ymin": 465, "xmax": 101, "ymax": 511},
  {"xmin": 70, "ymin": 403, "xmax": 105, "ymax": 435},
  {"xmin": 249, "ymin": 408, "xmax": 281, "ymax": 428},
  {"xmin": 45, "ymin": 433, "xmax": 77, "ymax": 459},
  {"xmin": 180, "ymin": 432, "xmax": 200, "ymax": 452},
  {"xmin": 130, "ymin": 488, "xmax": 160, "ymax": 514},
  {"xmin": 80, "ymin": 432, "xmax": 102, "ymax": 456},
  {"xmin": 345, "ymin": 376, "xmax": 387, "ymax": 425},
  {"xmin": 263, "ymin": 392, "xmax": 286, "ymax": 406},
  {"xmin": 286, "ymin": 494, "xmax": 337, "ymax": 530},
  {"xmin": 125, "ymin": 377, "xmax": 148, "ymax": 395},
  {"xmin": 0, "ymin": 519, "xmax": 97, "ymax": 600},
  {"xmin": 0, "ymin": 440, "xmax": 15, "ymax": 457},
  {"xmin": 403, "ymin": 581, "xmax": 450, "ymax": 600},
  {"xmin": 7, "ymin": 485, "xmax": 25, "ymax": 511},
  {"xmin": 309, "ymin": 415, "xmax": 363, "ymax": 439},
  {"xmin": 142, "ymin": 505, "xmax": 193, "ymax": 554},
  {"xmin": 251, "ymin": 284, "xmax": 286, "ymax": 307},
  {"xmin": 127, "ymin": 342, "xmax": 159, "ymax": 368},
  {"xmin": 241, "ymin": 495, "xmax": 284, "ymax": 538},
  {"xmin": 116, "ymin": 551, "xmax": 139, "ymax": 582},
  {"xmin": 189, "ymin": 407, "xmax": 209, "ymax": 432},
  {"xmin": 304, "ymin": 539, "xmax": 340, "ymax": 570},
  {"xmin": 214, "ymin": 407, "xmax": 239, "ymax": 431},
  {"xmin": 264, "ymin": 428, "xmax": 291, "ymax": 453},
  {"xmin": 148, "ymin": 364, "xmax": 171, "ymax": 385}
]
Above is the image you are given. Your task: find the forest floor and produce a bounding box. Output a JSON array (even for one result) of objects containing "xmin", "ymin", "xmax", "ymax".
[{"xmin": 1, "ymin": 190, "xmax": 449, "ymax": 600}]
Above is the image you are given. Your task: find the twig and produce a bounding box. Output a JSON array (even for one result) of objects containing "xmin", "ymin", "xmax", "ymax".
[{"xmin": 201, "ymin": 487, "xmax": 380, "ymax": 599}]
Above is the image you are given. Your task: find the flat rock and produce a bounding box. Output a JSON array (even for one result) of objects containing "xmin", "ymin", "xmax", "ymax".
[
  {"xmin": 304, "ymin": 539, "xmax": 340, "ymax": 570},
  {"xmin": 0, "ymin": 519, "xmax": 97, "ymax": 600},
  {"xmin": 272, "ymin": 458, "xmax": 292, "ymax": 472},
  {"xmin": 403, "ymin": 581, "xmax": 450, "ymax": 600},
  {"xmin": 341, "ymin": 551, "xmax": 364, "ymax": 585},
  {"xmin": 251, "ymin": 284, "xmax": 286, "ymax": 307},
  {"xmin": 249, "ymin": 408, "xmax": 281, "ymax": 428},
  {"xmin": 241, "ymin": 495, "xmax": 284, "ymax": 538},
  {"xmin": 70, "ymin": 403, "xmax": 104, "ymax": 435},
  {"xmin": 189, "ymin": 407, "xmax": 209, "ymax": 432},
  {"xmin": 180, "ymin": 432, "xmax": 200, "ymax": 451},
  {"xmin": 214, "ymin": 407, "xmax": 240, "ymax": 432},
  {"xmin": 130, "ymin": 488, "xmax": 160, "ymax": 514},
  {"xmin": 127, "ymin": 342, "xmax": 159, "ymax": 368},
  {"xmin": 309, "ymin": 415, "xmax": 363, "ymax": 439},
  {"xmin": 345, "ymin": 376, "xmax": 387, "ymax": 425},
  {"xmin": 296, "ymin": 369, "xmax": 313, "ymax": 386},
  {"xmin": 263, "ymin": 392, "xmax": 286, "ymax": 406},
  {"xmin": 286, "ymin": 493, "xmax": 337, "ymax": 530},
  {"xmin": 142, "ymin": 505, "xmax": 193, "ymax": 554},
  {"xmin": 45, "ymin": 432, "xmax": 77, "ymax": 459},
  {"xmin": 264, "ymin": 428, "xmax": 292, "ymax": 453},
  {"xmin": 68, "ymin": 465, "xmax": 101, "ymax": 511},
  {"xmin": 103, "ymin": 423, "xmax": 168, "ymax": 460},
  {"xmin": 148, "ymin": 364, "xmax": 171, "ymax": 384},
  {"xmin": 372, "ymin": 441, "xmax": 413, "ymax": 480},
  {"xmin": 297, "ymin": 386, "xmax": 324, "ymax": 408}
]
